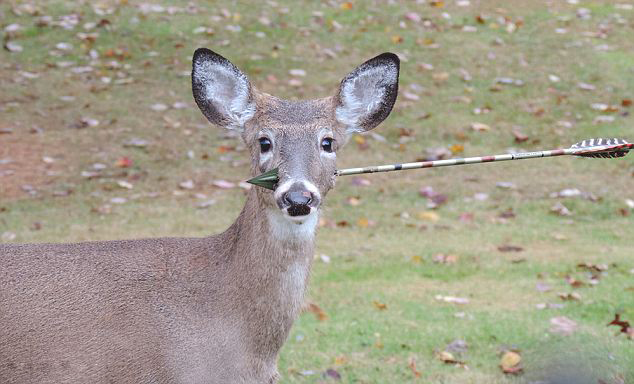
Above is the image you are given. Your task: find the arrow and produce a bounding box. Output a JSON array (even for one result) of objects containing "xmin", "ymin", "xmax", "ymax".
[{"xmin": 247, "ymin": 137, "xmax": 632, "ymax": 191}]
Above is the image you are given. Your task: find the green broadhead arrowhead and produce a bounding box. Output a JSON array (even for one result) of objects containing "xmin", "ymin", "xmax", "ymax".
[{"xmin": 246, "ymin": 168, "xmax": 279, "ymax": 190}]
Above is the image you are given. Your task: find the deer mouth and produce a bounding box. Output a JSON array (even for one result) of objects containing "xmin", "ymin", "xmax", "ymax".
[{"xmin": 287, "ymin": 204, "xmax": 311, "ymax": 217}]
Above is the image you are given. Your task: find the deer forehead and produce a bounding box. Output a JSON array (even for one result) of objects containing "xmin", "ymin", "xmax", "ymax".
[{"xmin": 247, "ymin": 95, "xmax": 337, "ymax": 138}]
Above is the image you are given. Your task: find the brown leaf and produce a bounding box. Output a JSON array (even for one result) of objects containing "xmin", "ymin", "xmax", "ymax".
[
  {"xmin": 303, "ymin": 301, "xmax": 328, "ymax": 321},
  {"xmin": 433, "ymin": 253, "xmax": 459, "ymax": 264},
  {"xmin": 372, "ymin": 300, "xmax": 387, "ymax": 310},
  {"xmin": 512, "ymin": 129, "xmax": 529, "ymax": 143},
  {"xmin": 497, "ymin": 244, "xmax": 523, "ymax": 252},
  {"xmin": 557, "ymin": 292, "xmax": 581, "ymax": 301},
  {"xmin": 407, "ymin": 356, "xmax": 422, "ymax": 378},
  {"xmin": 565, "ymin": 276, "xmax": 585, "ymax": 288},
  {"xmin": 607, "ymin": 313, "xmax": 633, "ymax": 339}
]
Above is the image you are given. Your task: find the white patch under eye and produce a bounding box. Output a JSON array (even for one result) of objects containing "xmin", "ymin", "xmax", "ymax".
[{"xmin": 260, "ymin": 150, "xmax": 272, "ymax": 165}]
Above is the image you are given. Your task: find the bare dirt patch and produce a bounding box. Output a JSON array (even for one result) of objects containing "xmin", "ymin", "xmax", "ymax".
[{"xmin": 0, "ymin": 127, "xmax": 69, "ymax": 200}]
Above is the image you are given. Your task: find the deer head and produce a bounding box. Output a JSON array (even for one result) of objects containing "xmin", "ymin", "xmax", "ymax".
[{"xmin": 192, "ymin": 49, "xmax": 399, "ymax": 230}]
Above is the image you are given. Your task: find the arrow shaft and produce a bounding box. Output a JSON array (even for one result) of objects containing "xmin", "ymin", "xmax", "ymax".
[
  {"xmin": 335, "ymin": 145, "xmax": 620, "ymax": 177},
  {"xmin": 246, "ymin": 139, "xmax": 631, "ymax": 190}
]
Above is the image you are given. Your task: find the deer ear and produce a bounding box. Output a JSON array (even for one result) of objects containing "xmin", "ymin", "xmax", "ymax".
[
  {"xmin": 335, "ymin": 52, "xmax": 400, "ymax": 134},
  {"xmin": 192, "ymin": 48, "xmax": 256, "ymax": 131}
]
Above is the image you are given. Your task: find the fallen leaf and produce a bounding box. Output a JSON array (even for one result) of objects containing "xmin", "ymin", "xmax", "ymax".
[
  {"xmin": 357, "ymin": 217, "xmax": 374, "ymax": 228},
  {"xmin": 113, "ymin": 157, "xmax": 131, "ymax": 168},
  {"xmin": 417, "ymin": 211, "xmax": 440, "ymax": 222},
  {"xmin": 404, "ymin": 12, "xmax": 421, "ymax": 22},
  {"xmin": 558, "ymin": 292, "xmax": 581, "ymax": 301},
  {"xmin": 435, "ymin": 295, "xmax": 469, "ymax": 304},
  {"xmin": 391, "ymin": 35, "xmax": 404, "ymax": 44},
  {"xmin": 303, "ymin": 302, "xmax": 328, "ymax": 321},
  {"xmin": 288, "ymin": 68, "xmax": 306, "ymax": 77},
  {"xmin": 535, "ymin": 282, "xmax": 552, "ymax": 292},
  {"xmin": 117, "ymin": 180, "xmax": 133, "ymax": 189},
  {"xmin": 607, "ymin": 313, "xmax": 633, "ymax": 339},
  {"xmin": 433, "ymin": 253, "xmax": 459, "ymax": 264},
  {"xmin": 549, "ymin": 316, "xmax": 578, "ymax": 335},
  {"xmin": 500, "ymin": 351, "xmax": 522, "ymax": 374},
  {"xmin": 471, "ymin": 122, "xmax": 491, "ymax": 132},
  {"xmin": 340, "ymin": 2, "xmax": 353, "ymax": 10},
  {"xmin": 346, "ymin": 196, "xmax": 361, "ymax": 206},
  {"xmin": 323, "ymin": 368, "xmax": 341, "ymax": 380},
  {"xmin": 550, "ymin": 202, "xmax": 572, "ymax": 216},
  {"xmin": 372, "ymin": 300, "xmax": 387, "ymax": 310},
  {"xmin": 123, "ymin": 138, "xmax": 149, "ymax": 148},
  {"xmin": 512, "ymin": 129, "xmax": 529, "ymax": 143},
  {"xmin": 212, "ymin": 180, "xmax": 235, "ymax": 189},
  {"xmin": 497, "ymin": 244, "xmax": 523, "ymax": 252},
  {"xmin": 4, "ymin": 41, "xmax": 23, "ymax": 52},
  {"xmin": 407, "ymin": 356, "xmax": 422, "ymax": 378}
]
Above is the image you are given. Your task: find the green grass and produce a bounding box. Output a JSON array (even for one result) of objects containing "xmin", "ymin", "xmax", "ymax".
[{"xmin": 1, "ymin": 1, "xmax": 633, "ymax": 382}]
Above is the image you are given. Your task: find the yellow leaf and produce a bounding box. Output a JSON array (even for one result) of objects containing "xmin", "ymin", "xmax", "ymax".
[
  {"xmin": 432, "ymin": 72, "xmax": 449, "ymax": 82},
  {"xmin": 411, "ymin": 255, "xmax": 422, "ymax": 264},
  {"xmin": 357, "ymin": 217, "xmax": 369, "ymax": 228},
  {"xmin": 450, "ymin": 144, "xmax": 464, "ymax": 154},
  {"xmin": 391, "ymin": 35, "xmax": 404, "ymax": 44},
  {"xmin": 340, "ymin": 2, "xmax": 353, "ymax": 10},
  {"xmin": 417, "ymin": 211, "xmax": 440, "ymax": 222},
  {"xmin": 438, "ymin": 351, "xmax": 456, "ymax": 363},
  {"xmin": 347, "ymin": 196, "xmax": 361, "ymax": 206},
  {"xmin": 500, "ymin": 351, "xmax": 522, "ymax": 374},
  {"xmin": 334, "ymin": 356, "xmax": 347, "ymax": 365},
  {"xmin": 430, "ymin": 0, "xmax": 444, "ymax": 7}
]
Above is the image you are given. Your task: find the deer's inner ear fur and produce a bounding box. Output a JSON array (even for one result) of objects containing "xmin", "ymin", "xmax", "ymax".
[
  {"xmin": 192, "ymin": 48, "xmax": 256, "ymax": 131},
  {"xmin": 335, "ymin": 52, "xmax": 400, "ymax": 134}
]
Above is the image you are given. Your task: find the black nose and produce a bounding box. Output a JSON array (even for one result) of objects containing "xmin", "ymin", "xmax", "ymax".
[{"xmin": 284, "ymin": 190, "xmax": 313, "ymax": 207}]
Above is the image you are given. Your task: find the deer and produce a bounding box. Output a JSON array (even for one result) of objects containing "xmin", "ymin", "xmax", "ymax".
[{"xmin": 0, "ymin": 48, "xmax": 399, "ymax": 383}]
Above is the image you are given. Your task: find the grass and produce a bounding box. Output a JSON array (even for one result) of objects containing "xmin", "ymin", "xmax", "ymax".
[{"xmin": 1, "ymin": 0, "xmax": 633, "ymax": 382}]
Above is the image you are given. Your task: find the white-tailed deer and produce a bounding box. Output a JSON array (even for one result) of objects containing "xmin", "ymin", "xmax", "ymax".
[{"xmin": 0, "ymin": 49, "xmax": 399, "ymax": 383}]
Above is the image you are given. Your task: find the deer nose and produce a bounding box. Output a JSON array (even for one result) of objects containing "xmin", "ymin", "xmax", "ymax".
[{"xmin": 284, "ymin": 190, "xmax": 313, "ymax": 207}]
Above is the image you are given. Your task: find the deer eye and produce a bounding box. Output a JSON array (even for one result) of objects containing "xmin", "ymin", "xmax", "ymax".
[
  {"xmin": 259, "ymin": 137, "xmax": 272, "ymax": 153},
  {"xmin": 321, "ymin": 137, "xmax": 334, "ymax": 153}
]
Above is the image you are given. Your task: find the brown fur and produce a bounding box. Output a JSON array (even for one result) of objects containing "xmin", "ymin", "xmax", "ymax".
[{"xmin": 0, "ymin": 50, "xmax": 399, "ymax": 383}]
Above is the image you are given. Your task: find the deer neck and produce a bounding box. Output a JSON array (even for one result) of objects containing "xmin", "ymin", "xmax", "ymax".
[
  {"xmin": 219, "ymin": 189, "xmax": 317, "ymax": 356},
  {"xmin": 226, "ymin": 188, "xmax": 317, "ymax": 296}
]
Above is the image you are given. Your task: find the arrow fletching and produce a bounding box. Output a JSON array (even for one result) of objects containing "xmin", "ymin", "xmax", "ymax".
[
  {"xmin": 246, "ymin": 168, "xmax": 279, "ymax": 190},
  {"xmin": 569, "ymin": 138, "xmax": 632, "ymax": 158}
]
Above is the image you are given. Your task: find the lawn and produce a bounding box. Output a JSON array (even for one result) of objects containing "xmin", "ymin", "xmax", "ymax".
[{"xmin": 1, "ymin": 0, "xmax": 633, "ymax": 382}]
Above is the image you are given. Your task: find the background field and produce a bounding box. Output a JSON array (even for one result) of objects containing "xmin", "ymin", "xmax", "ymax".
[{"xmin": 1, "ymin": 0, "xmax": 633, "ymax": 382}]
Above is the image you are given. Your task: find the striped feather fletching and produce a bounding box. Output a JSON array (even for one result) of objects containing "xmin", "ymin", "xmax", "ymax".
[{"xmin": 570, "ymin": 138, "xmax": 632, "ymax": 158}]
